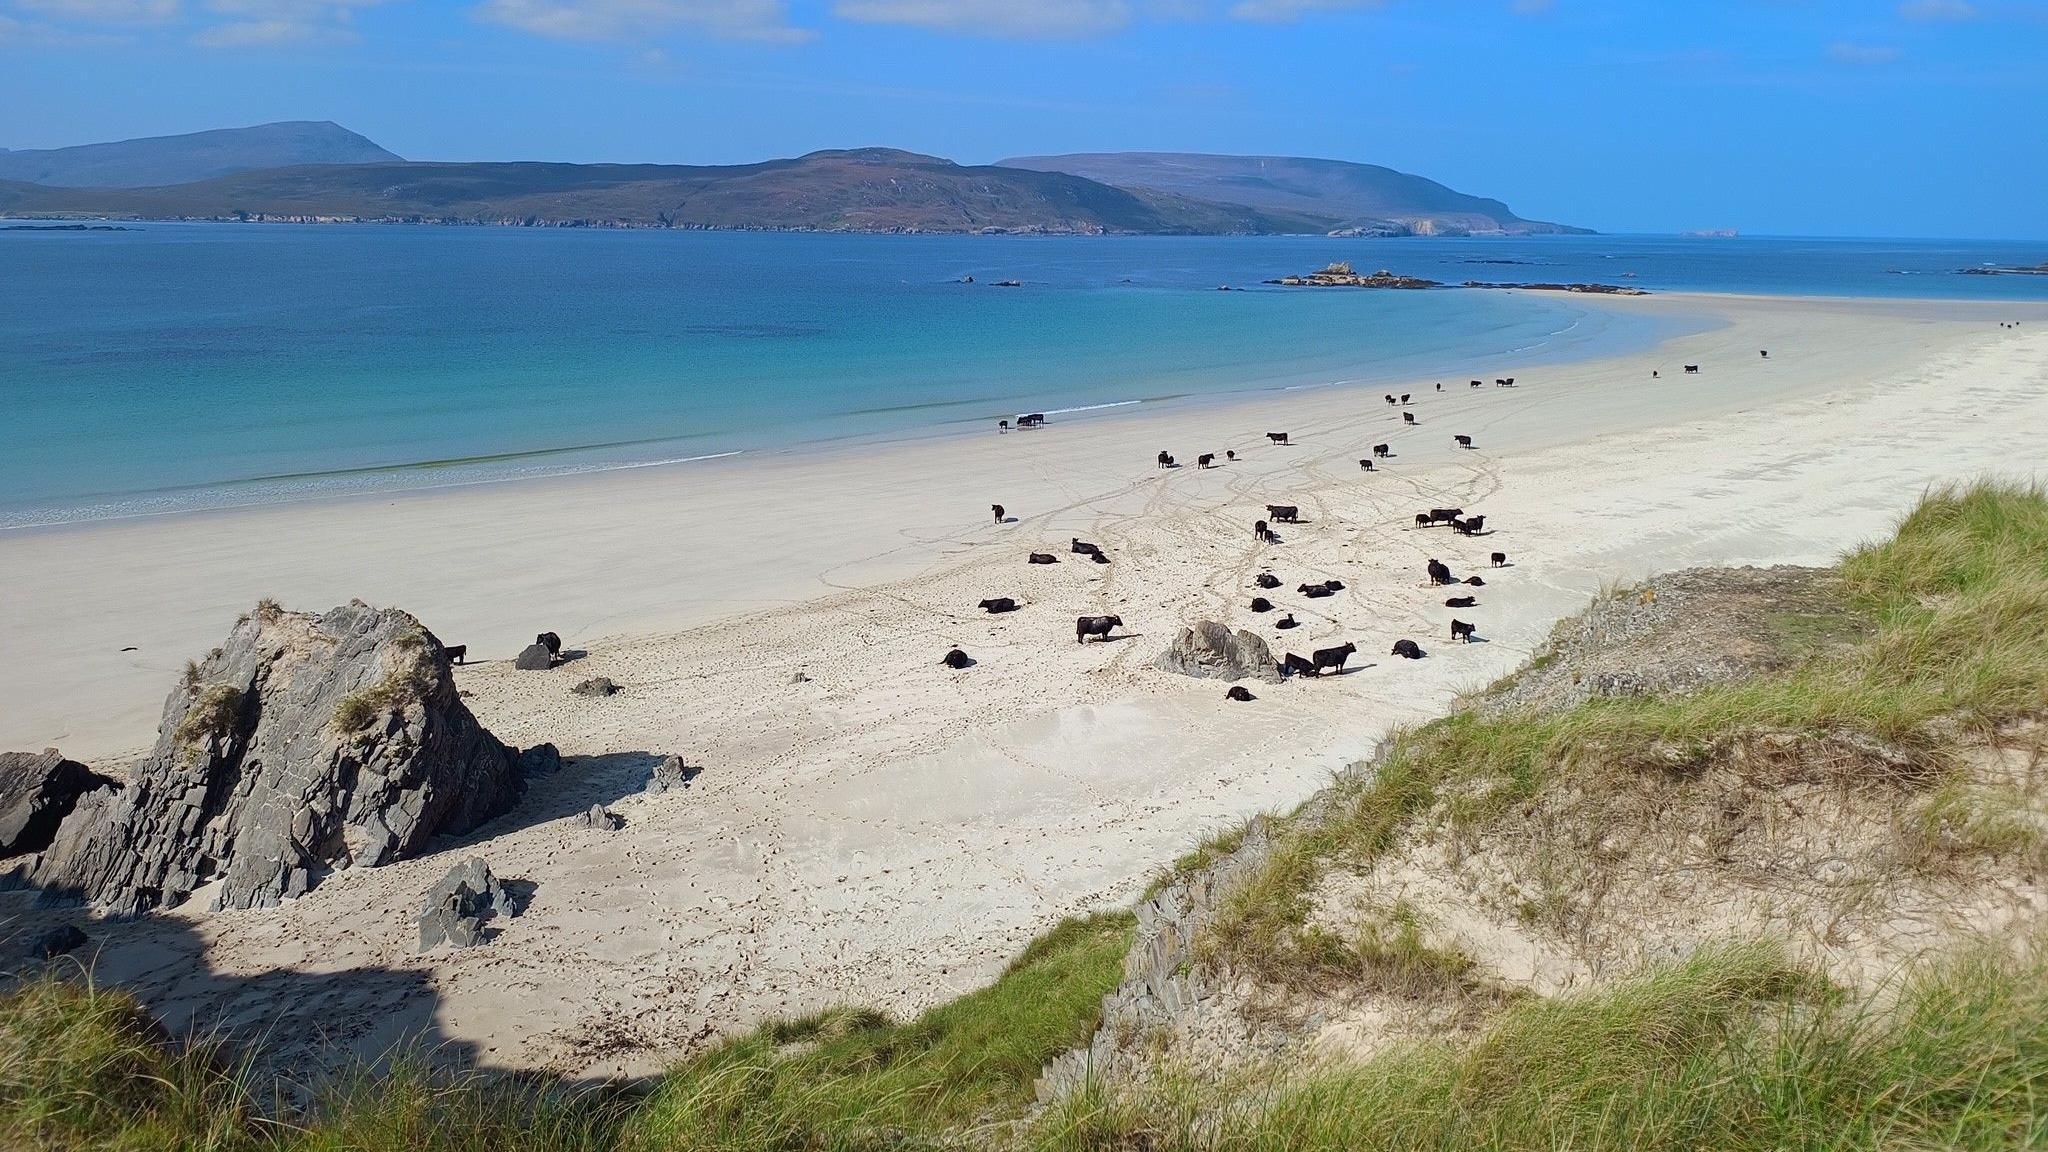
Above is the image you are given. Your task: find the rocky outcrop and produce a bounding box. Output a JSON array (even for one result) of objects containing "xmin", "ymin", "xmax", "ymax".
[
  {"xmin": 417, "ymin": 857, "xmax": 514, "ymax": 951},
  {"xmin": 514, "ymin": 643, "xmax": 554, "ymax": 671},
  {"xmin": 0, "ymin": 749, "xmax": 115, "ymax": 859},
  {"xmin": 24, "ymin": 601, "xmax": 526, "ymax": 915},
  {"xmin": 1154, "ymin": 622, "xmax": 1282, "ymax": 683},
  {"xmin": 645, "ymin": 755, "xmax": 696, "ymax": 795},
  {"xmin": 573, "ymin": 804, "xmax": 622, "ymax": 831},
  {"xmin": 571, "ymin": 677, "xmax": 618, "ymax": 697}
]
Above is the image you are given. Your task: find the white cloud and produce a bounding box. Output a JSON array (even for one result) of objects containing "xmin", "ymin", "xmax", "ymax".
[
  {"xmin": 1898, "ymin": 0, "xmax": 1977, "ymax": 20},
  {"xmin": 1827, "ymin": 40, "xmax": 1902, "ymax": 63},
  {"xmin": 475, "ymin": 0, "xmax": 812, "ymax": 43},
  {"xmin": 1226, "ymin": 0, "xmax": 1380, "ymax": 23},
  {"xmin": 188, "ymin": 0, "xmax": 387, "ymax": 47},
  {"xmin": 13, "ymin": 0, "xmax": 179, "ymax": 21},
  {"xmin": 831, "ymin": 0, "xmax": 1133, "ymax": 38}
]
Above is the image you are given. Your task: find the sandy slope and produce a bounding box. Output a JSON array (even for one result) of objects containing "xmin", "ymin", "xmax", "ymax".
[{"xmin": 3, "ymin": 293, "xmax": 2044, "ymax": 1076}]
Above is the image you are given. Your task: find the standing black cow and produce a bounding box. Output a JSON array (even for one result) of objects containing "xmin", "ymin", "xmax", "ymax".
[
  {"xmin": 1254, "ymin": 520, "xmax": 1275, "ymax": 543},
  {"xmin": 1279, "ymin": 652, "xmax": 1318, "ymax": 678},
  {"xmin": 1226, "ymin": 450, "xmax": 1237, "ymax": 461},
  {"xmin": 1157, "ymin": 451, "xmax": 1175, "ymax": 469},
  {"xmin": 1400, "ymin": 393, "xmax": 1411, "ymax": 404},
  {"xmin": 1359, "ymin": 458, "xmax": 1376, "ymax": 471},
  {"xmin": 1372, "ymin": 443, "xmax": 1391, "ymax": 458},
  {"xmin": 1454, "ymin": 434, "xmax": 1473, "ymax": 449},
  {"xmin": 1491, "ymin": 552, "xmax": 1508, "ymax": 567},
  {"xmin": 1684, "ymin": 364, "xmax": 1701, "ymax": 374},
  {"xmin": 1312, "ymin": 643, "xmax": 1357, "ymax": 674},
  {"xmin": 1266, "ymin": 504, "xmax": 1301, "ymax": 523},
  {"xmin": 1403, "ymin": 412, "xmax": 1416, "ymax": 425},
  {"xmin": 1199, "ymin": 453, "xmax": 1215, "ymax": 469},
  {"xmin": 1391, "ymin": 639, "xmax": 1426, "ymax": 659},
  {"xmin": 537, "ymin": 632, "xmax": 562, "ymax": 658},
  {"xmin": 1267, "ymin": 431, "xmax": 1290, "ymax": 445},
  {"xmin": 446, "ymin": 644, "xmax": 467, "ymax": 665},
  {"xmin": 1385, "ymin": 395, "xmax": 1397, "ymax": 406},
  {"xmin": 1451, "ymin": 620, "xmax": 1476, "ymax": 643},
  {"xmin": 992, "ymin": 504, "xmax": 1005, "ymax": 523},
  {"xmin": 1427, "ymin": 559, "xmax": 1454, "ymax": 586},
  {"xmin": 1453, "ymin": 515, "xmax": 1486, "ymax": 536},
  {"xmin": 1470, "ymin": 379, "xmax": 1483, "ymax": 388},
  {"xmin": 998, "ymin": 419, "xmax": 1009, "ymax": 433},
  {"xmin": 1075, "ymin": 615, "xmax": 1123, "ymax": 643}
]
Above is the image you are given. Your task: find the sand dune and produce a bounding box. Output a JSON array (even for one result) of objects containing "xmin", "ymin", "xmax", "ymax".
[{"xmin": 2, "ymin": 292, "xmax": 2044, "ymax": 1076}]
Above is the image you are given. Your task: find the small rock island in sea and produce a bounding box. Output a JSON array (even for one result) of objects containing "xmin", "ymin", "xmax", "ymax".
[{"xmin": 1265, "ymin": 261, "xmax": 1441, "ymax": 289}]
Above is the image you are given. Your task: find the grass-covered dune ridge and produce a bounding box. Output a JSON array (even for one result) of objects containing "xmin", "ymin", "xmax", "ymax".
[{"xmin": 3, "ymin": 480, "xmax": 2044, "ymax": 1150}]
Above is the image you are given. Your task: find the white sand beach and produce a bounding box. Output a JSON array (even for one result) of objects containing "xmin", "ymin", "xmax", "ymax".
[{"xmin": 3, "ymin": 292, "xmax": 2045, "ymax": 1076}]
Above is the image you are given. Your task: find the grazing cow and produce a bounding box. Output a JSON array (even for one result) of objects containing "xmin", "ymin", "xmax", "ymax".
[
  {"xmin": 537, "ymin": 632, "xmax": 562, "ymax": 658},
  {"xmin": 1312, "ymin": 643, "xmax": 1357, "ymax": 674},
  {"xmin": 1071, "ymin": 538, "xmax": 1104, "ymax": 558},
  {"xmin": 1266, "ymin": 504, "xmax": 1301, "ymax": 523},
  {"xmin": 1267, "ymin": 431, "xmax": 1290, "ymax": 445},
  {"xmin": 1684, "ymin": 364, "xmax": 1700, "ymax": 374},
  {"xmin": 1254, "ymin": 573, "xmax": 1281, "ymax": 589},
  {"xmin": 1018, "ymin": 413, "xmax": 1046, "ymax": 428},
  {"xmin": 1076, "ymin": 615, "xmax": 1123, "ymax": 643},
  {"xmin": 1199, "ymin": 453, "xmax": 1215, "ymax": 469},
  {"xmin": 1454, "ymin": 515, "xmax": 1486, "ymax": 536},
  {"xmin": 1400, "ymin": 393, "xmax": 1411, "ymax": 404},
  {"xmin": 1391, "ymin": 639, "xmax": 1426, "ymax": 660},
  {"xmin": 1471, "ymin": 379, "xmax": 1483, "ymax": 388},
  {"xmin": 1225, "ymin": 685, "xmax": 1256, "ymax": 702},
  {"xmin": 1028, "ymin": 552, "xmax": 1059, "ymax": 565},
  {"xmin": 1279, "ymin": 652, "xmax": 1317, "ymax": 678},
  {"xmin": 1415, "ymin": 513, "xmax": 1433, "ymax": 527},
  {"xmin": 941, "ymin": 648, "xmax": 972, "ymax": 669},
  {"xmin": 1465, "ymin": 575, "xmax": 1486, "ymax": 587},
  {"xmin": 1157, "ymin": 451, "xmax": 1175, "ymax": 469},
  {"xmin": 1451, "ymin": 619, "xmax": 1476, "ymax": 643},
  {"xmin": 1504, "ymin": 377, "xmax": 1516, "ymax": 387},
  {"xmin": 1491, "ymin": 552, "xmax": 1507, "ymax": 567},
  {"xmin": 1494, "ymin": 378, "xmax": 1507, "ymax": 387},
  {"xmin": 1299, "ymin": 583, "xmax": 1335, "ymax": 599},
  {"xmin": 998, "ymin": 419, "xmax": 1009, "ymax": 433},
  {"xmin": 1254, "ymin": 520, "xmax": 1275, "ymax": 543},
  {"xmin": 1373, "ymin": 443, "xmax": 1391, "ymax": 458},
  {"xmin": 979, "ymin": 598, "xmax": 1018, "ymax": 614},
  {"xmin": 1445, "ymin": 595, "xmax": 1478, "ymax": 608},
  {"xmin": 1454, "ymin": 434, "xmax": 1473, "ymax": 449},
  {"xmin": 1276, "ymin": 613, "xmax": 1299, "ymax": 630},
  {"xmin": 1359, "ymin": 458, "xmax": 1376, "ymax": 471},
  {"xmin": 446, "ymin": 644, "xmax": 467, "ymax": 665},
  {"xmin": 1403, "ymin": 412, "xmax": 1416, "ymax": 425},
  {"xmin": 1250, "ymin": 596, "xmax": 1274, "ymax": 613},
  {"xmin": 992, "ymin": 504, "xmax": 1005, "ymax": 523},
  {"xmin": 1427, "ymin": 559, "xmax": 1454, "ymax": 586},
  {"xmin": 1385, "ymin": 395, "xmax": 1397, "ymax": 406}
]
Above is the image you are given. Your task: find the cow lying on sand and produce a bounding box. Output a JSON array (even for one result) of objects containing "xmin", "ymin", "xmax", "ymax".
[
  {"xmin": 1225, "ymin": 685, "xmax": 1255, "ymax": 702},
  {"xmin": 1275, "ymin": 614, "xmax": 1298, "ymax": 630},
  {"xmin": 941, "ymin": 648, "xmax": 972, "ymax": 669},
  {"xmin": 1028, "ymin": 553, "xmax": 1059, "ymax": 565},
  {"xmin": 1465, "ymin": 575, "xmax": 1486, "ymax": 586},
  {"xmin": 1444, "ymin": 595, "xmax": 1477, "ymax": 608},
  {"xmin": 1072, "ymin": 538, "xmax": 1104, "ymax": 558},
  {"xmin": 1076, "ymin": 615, "xmax": 1123, "ymax": 643},
  {"xmin": 1250, "ymin": 597, "xmax": 1274, "ymax": 613},
  {"xmin": 979, "ymin": 598, "xmax": 1017, "ymax": 614},
  {"xmin": 1254, "ymin": 572, "xmax": 1281, "ymax": 589},
  {"xmin": 1391, "ymin": 639, "xmax": 1426, "ymax": 659}
]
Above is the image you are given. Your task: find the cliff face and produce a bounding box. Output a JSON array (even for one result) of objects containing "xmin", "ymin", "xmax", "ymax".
[{"xmin": 26, "ymin": 601, "xmax": 524, "ymax": 915}]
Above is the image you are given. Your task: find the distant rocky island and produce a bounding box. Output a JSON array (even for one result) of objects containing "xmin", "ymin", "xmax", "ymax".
[
  {"xmin": 1961, "ymin": 261, "xmax": 2048, "ymax": 276},
  {"xmin": 0, "ymin": 223, "xmax": 132, "ymax": 232},
  {"xmin": 1265, "ymin": 262, "xmax": 1649, "ymax": 296}
]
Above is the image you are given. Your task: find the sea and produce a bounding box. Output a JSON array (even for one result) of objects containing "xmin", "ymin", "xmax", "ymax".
[{"xmin": 3, "ymin": 226, "xmax": 2045, "ymax": 529}]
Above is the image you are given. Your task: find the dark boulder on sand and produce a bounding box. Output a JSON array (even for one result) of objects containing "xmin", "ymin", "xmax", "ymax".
[
  {"xmin": 0, "ymin": 749, "xmax": 115, "ymax": 859},
  {"xmin": 1155, "ymin": 621, "xmax": 1283, "ymax": 684},
  {"xmin": 645, "ymin": 755, "xmax": 696, "ymax": 795},
  {"xmin": 417, "ymin": 857, "xmax": 515, "ymax": 951},
  {"xmin": 571, "ymin": 677, "xmax": 618, "ymax": 697},
  {"xmin": 22, "ymin": 601, "xmax": 526, "ymax": 915},
  {"xmin": 514, "ymin": 643, "xmax": 555, "ymax": 671}
]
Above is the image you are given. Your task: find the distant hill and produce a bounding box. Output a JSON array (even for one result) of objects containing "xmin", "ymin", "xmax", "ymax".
[
  {"xmin": 0, "ymin": 122, "xmax": 400, "ymax": 189},
  {"xmin": 999, "ymin": 152, "xmax": 1587, "ymax": 236},
  {"xmin": 0, "ymin": 148, "xmax": 1334, "ymax": 235}
]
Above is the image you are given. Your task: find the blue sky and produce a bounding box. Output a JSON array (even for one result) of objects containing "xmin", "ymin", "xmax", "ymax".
[{"xmin": 3, "ymin": 1, "xmax": 2044, "ymax": 238}]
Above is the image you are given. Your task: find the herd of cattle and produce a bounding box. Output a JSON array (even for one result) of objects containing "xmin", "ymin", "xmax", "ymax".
[{"xmin": 945, "ymin": 380, "xmax": 1533, "ymax": 697}]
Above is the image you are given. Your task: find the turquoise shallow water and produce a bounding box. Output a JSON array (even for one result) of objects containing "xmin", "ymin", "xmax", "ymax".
[{"xmin": 2, "ymin": 228, "xmax": 2043, "ymax": 527}]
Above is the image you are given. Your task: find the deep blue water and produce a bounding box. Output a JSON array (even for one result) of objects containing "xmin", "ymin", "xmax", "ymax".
[{"xmin": 2, "ymin": 227, "xmax": 2043, "ymax": 527}]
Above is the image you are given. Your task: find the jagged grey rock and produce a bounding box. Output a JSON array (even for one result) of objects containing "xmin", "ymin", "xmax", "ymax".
[
  {"xmin": 25, "ymin": 601, "xmax": 525, "ymax": 916},
  {"xmin": 417, "ymin": 857, "xmax": 513, "ymax": 951},
  {"xmin": 573, "ymin": 804, "xmax": 622, "ymax": 831},
  {"xmin": 570, "ymin": 677, "xmax": 618, "ymax": 697},
  {"xmin": 513, "ymin": 643, "xmax": 554, "ymax": 671},
  {"xmin": 518, "ymin": 743, "xmax": 562, "ymax": 776},
  {"xmin": 1153, "ymin": 621, "xmax": 1283, "ymax": 683},
  {"xmin": 644, "ymin": 755, "xmax": 694, "ymax": 795},
  {"xmin": 0, "ymin": 749, "xmax": 115, "ymax": 859}
]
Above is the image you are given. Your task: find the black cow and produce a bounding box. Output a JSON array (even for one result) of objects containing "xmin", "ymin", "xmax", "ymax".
[
  {"xmin": 1199, "ymin": 453, "xmax": 1215, "ymax": 469},
  {"xmin": 1451, "ymin": 619, "xmax": 1476, "ymax": 643},
  {"xmin": 1225, "ymin": 685, "xmax": 1256, "ymax": 702},
  {"xmin": 1436, "ymin": 382, "xmax": 1444, "ymax": 391},
  {"xmin": 1760, "ymin": 350, "xmax": 1770, "ymax": 359},
  {"xmin": 992, "ymin": 504, "xmax": 1005, "ymax": 523},
  {"xmin": 1226, "ymin": 450, "xmax": 1237, "ymax": 461},
  {"xmin": 1299, "ymin": 583, "xmax": 1335, "ymax": 599},
  {"xmin": 1372, "ymin": 443, "xmax": 1391, "ymax": 458},
  {"xmin": 1465, "ymin": 575, "xmax": 1486, "ymax": 587},
  {"xmin": 1267, "ymin": 431, "xmax": 1290, "ymax": 445},
  {"xmin": 1312, "ymin": 643, "xmax": 1357, "ymax": 674},
  {"xmin": 941, "ymin": 648, "xmax": 972, "ymax": 669},
  {"xmin": 1157, "ymin": 451, "xmax": 1175, "ymax": 469},
  {"xmin": 1684, "ymin": 365, "xmax": 1700, "ymax": 374},
  {"xmin": 1385, "ymin": 394, "xmax": 1397, "ymax": 406},
  {"xmin": 537, "ymin": 632, "xmax": 562, "ymax": 657},
  {"xmin": 1403, "ymin": 412, "xmax": 1417, "ymax": 425},
  {"xmin": 1454, "ymin": 434, "xmax": 1473, "ymax": 449},
  {"xmin": 1453, "ymin": 515, "xmax": 1486, "ymax": 536},
  {"xmin": 1254, "ymin": 573, "xmax": 1281, "ymax": 589},
  {"xmin": 1423, "ymin": 507, "xmax": 1463, "ymax": 526},
  {"xmin": 1504, "ymin": 377, "xmax": 1516, "ymax": 387},
  {"xmin": 980, "ymin": 598, "xmax": 1018, "ymax": 614},
  {"xmin": 1491, "ymin": 552, "xmax": 1507, "ymax": 567},
  {"xmin": 1415, "ymin": 513, "xmax": 1433, "ymax": 527},
  {"xmin": 1071, "ymin": 538, "xmax": 1104, "ymax": 558},
  {"xmin": 1279, "ymin": 652, "xmax": 1318, "ymax": 678},
  {"xmin": 1470, "ymin": 379, "xmax": 1483, "ymax": 388},
  {"xmin": 1254, "ymin": 520, "xmax": 1275, "ymax": 543},
  {"xmin": 1400, "ymin": 393, "xmax": 1411, "ymax": 404},
  {"xmin": 1275, "ymin": 613, "xmax": 1299, "ymax": 630},
  {"xmin": 1359, "ymin": 458, "xmax": 1376, "ymax": 471},
  {"xmin": 1028, "ymin": 552, "xmax": 1059, "ymax": 565},
  {"xmin": 1076, "ymin": 615, "xmax": 1123, "ymax": 643},
  {"xmin": 1495, "ymin": 378, "xmax": 1507, "ymax": 387},
  {"xmin": 998, "ymin": 419, "xmax": 1009, "ymax": 433},
  {"xmin": 1445, "ymin": 595, "xmax": 1478, "ymax": 608},
  {"xmin": 1427, "ymin": 559, "xmax": 1454, "ymax": 586},
  {"xmin": 1250, "ymin": 597, "xmax": 1274, "ymax": 613},
  {"xmin": 1018, "ymin": 413, "xmax": 1046, "ymax": 428},
  {"xmin": 1391, "ymin": 639, "xmax": 1426, "ymax": 659},
  {"xmin": 446, "ymin": 644, "xmax": 467, "ymax": 665},
  {"xmin": 1266, "ymin": 505, "xmax": 1301, "ymax": 523}
]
